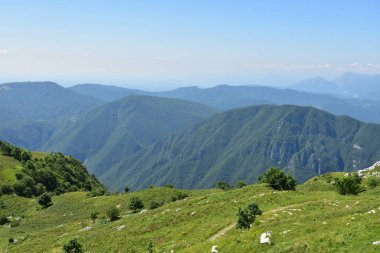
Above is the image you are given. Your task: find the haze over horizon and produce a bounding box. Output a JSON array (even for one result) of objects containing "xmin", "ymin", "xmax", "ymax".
[{"xmin": 1, "ymin": 0, "xmax": 380, "ymax": 90}]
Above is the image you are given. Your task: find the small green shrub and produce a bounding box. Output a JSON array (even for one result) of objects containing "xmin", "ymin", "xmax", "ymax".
[
  {"xmin": 236, "ymin": 180, "xmax": 247, "ymax": 188},
  {"xmin": 90, "ymin": 210, "xmax": 99, "ymax": 223},
  {"xmin": 258, "ymin": 167, "xmax": 296, "ymax": 191},
  {"xmin": 129, "ymin": 196, "xmax": 144, "ymax": 212},
  {"xmin": 171, "ymin": 192, "xmax": 188, "ymax": 202},
  {"xmin": 37, "ymin": 192, "xmax": 52, "ymax": 208},
  {"xmin": 0, "ymin": 215, "xmax": 10, "ymax": 225},
  {"xmin": 216, "ymin": 181, "xmax": 232, "ymax": 190},
  {"xmin": 1, "ymin": 185, "xmax": 14, "ymax": 195},
  {"xmin": 334, "ymin": 174, "xmax": 363, "ymax": 195},
  {"xmin": 368, "ymin": 177, "xmax": 378, "ymax": 189},
  {"xmin": 236, "ymin": 203, "xmax": 262, "ymax": 229},
  {"xmin": 106, "ymin": 207, "xmax": 120, "ymax": 221},
  {"xmin": 124, "ymin": 186, "xmax": 130, "ymax": 193},
  {"xmin": 63, "ymin": 238, "xmax": 84, "ymax": 253},
  {"xmin": 149, "ymin": 201, "xmax": 164, "ymax": 210},
  {"xmin": 165, "ymin": 184, "xmax": 174, "ymax": 188}
]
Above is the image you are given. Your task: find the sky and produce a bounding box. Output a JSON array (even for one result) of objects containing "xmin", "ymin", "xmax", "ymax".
[{"xmin": 0, "ymin": 0, "xmax": 379, "ymax": 90}]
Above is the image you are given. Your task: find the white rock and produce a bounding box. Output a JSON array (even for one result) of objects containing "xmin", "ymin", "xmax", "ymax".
[
  {"xmin": 372, "ymin": 240, "xmax": 380, "ymax": 245},
  {"xmin": 116, "ymin": 225, "xmax": 125, "ymax": 231},
  {"xmin": 82, "ymin": 226, "xmax": 92, "ymax": 231},
  {"xmin": 211, "ymin": 245, "xmax": 218, "ymax": 253}
]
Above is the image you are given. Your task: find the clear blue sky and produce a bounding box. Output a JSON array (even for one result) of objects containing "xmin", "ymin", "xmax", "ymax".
[{"xmin": 0, "ymin": 0, "xmax": 379, "ymax": 89}]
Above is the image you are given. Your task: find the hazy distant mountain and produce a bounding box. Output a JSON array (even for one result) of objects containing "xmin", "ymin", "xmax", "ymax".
[
  {"xmin": 290, "ymin": 77, "xmax": 341, "ymax": 95},
  {"xmin": 153, "ymin": 85, "xmax": 380, "ymax": 123},
  {"xmin": 0, "ymin": 81, "xmax": 103, "ymax": 120},
  {"xmin": 69, "ymin": 83, "xmax": 146, "ymax": 102},
  {"xmin": 102, "ymin": 104, "xmax": 380, "ymax": 191},
  {"xmin": 43, "ymin": 95, "xmax": 218, "ymax": 176},
  {"xmin": 67, "ymin": 82, "xmax": 380, "ymax": 123},
  {"xmin": 334, "ymin": 72, "xmax": 380, "ymax": 99},
  {"xmin": 0, "ymin": 81, "xmax": 104, "ymax": 149},
  {"xmin": 292, "ymin": 72, "xmax": 380, "ymax": 99}
]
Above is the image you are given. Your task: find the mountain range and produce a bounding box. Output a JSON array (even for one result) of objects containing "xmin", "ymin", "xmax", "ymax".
[
  {"xmin": 291, "ymin": 72, "xmax": 380, "ymax": 99},
  {"xmin": 100, "ymin": 104, "xmax": 380, "ymax": 191},
  {"xmin": 42, "ymin": 95, "xmax": 217, "ymax": 176},
  {"xmin": 1, "ymin": 73, "xmax": 380, "ymax": 191}
]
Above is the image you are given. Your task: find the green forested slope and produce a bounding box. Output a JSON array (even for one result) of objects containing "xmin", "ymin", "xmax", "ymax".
[
  {"xmin": 42, "ymin": 95, "xmax": 218, "ymax": 176},
  {"xmin": 0, "ymin": 141, "xmax": 105, "ymax": 197},
  {"xmin": 103, "ymin": 104, "xmax": 380, "ymax": 191}
]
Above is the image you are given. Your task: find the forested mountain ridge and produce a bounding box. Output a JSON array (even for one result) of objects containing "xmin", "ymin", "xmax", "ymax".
[
  {"xmin": 42, "ymin": 95, "xmax": 218, "ymax": 176},
  {"xmin": 101, "ymin": 104, "xmax": 380, "ymax": 191}
]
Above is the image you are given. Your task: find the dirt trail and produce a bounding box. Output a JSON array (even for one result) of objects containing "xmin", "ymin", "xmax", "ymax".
[
  {"xmin": 208, "ymin": 223, "xmax": 236, "ymax": 241},
  {"xmin": 208, "ymin": 200, "xmax": 317, "ymax": 241}
]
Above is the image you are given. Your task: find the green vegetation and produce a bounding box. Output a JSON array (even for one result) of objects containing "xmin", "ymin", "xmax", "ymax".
[
  {"xmin": 128, "ymin": 196, "xmax": 144, "ymax": 212},
  {"xmin": 37, "ymin": 193, "xmax": 52, "ymax": 208},
  {"xmin": 0, "ymin": 82, "xmax": 103, "ymax": 150},
  {"xmin": 236, "ymin": 180, "xmax": 247, "ymax": 188},
  {"xmin": 105, "ymin": 104, "xmax": 380, "ymax": 191},
  {"xmin": 0, "ymin": 142, "xmax": 106, "ymax": 199},
  {"xmin": 216, "ymin": 181, "xmax": 232, "ymax": 190},
  {"xmin": 334, "ymin": 173, "xmax": 363, "ymax": 195},
  {"xmin": 43, "ymin": 95, "xmax": 217, "ymax": 178},
  {"xmin": 63, "ymin": 238, "xmax": 84, "ymax": 253},
  {"xmin": 106, "ymin": 206, "xmax": 120, "ymax": 221},
  {"xmin": 0, "ymin": 174, "xmax": 379, "ymax": 252},
  {"xmin": 258, "ymin": 167, "xmax": 296, "ymax": 191},
  {"xmin": 236, "ymin": 203, "xmax": 262, "ymax": 229},
  {"xmin": 90, "ymin": 211, "xmax": 99, "ymax": 223}
]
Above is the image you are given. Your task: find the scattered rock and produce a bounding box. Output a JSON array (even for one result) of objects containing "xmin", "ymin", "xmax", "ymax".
[
  {"xmin": 140, "ymin": 209, "xmax": 148, "ymax": 214},
  {"xmin": 116, "ymin": 225, "xmax": 125, "ymax": 231},
  {"xmin": 279, "ymin": 230, "xmax": 291, "ymax": 235},
  {"xmin": 82, "ymin": 226, "xmax": 92, "ymax": 231},
  {"xmin": 367, "ymin": 210, "xmax": 376, "ymax": 214},
  {"xmin": 191, "ymin": 211, "xmax": 197, "ymax": 216},
  {"xmin": 372, "ymin": 240, "xmax": 380, "ymax": 245},
  {"xmin": 211, "ymin": 245, "xmax": 218, "ymax": 253}
]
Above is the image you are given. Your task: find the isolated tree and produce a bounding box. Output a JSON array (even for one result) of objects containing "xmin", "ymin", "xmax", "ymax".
[
  {"xmin": 236, "ymin": 203, "xmax": 262, "ymax": 229},
  {"xmin": 106, "ymin": 206, "xmax": 120, "ymax": 221},
  {"xmin": 334, "ymin": 173, "xmax": 363, "ymax": 195},
  {"xmin": 216, "ymin": 181, "xmax": 232, "ymax": 190},
  {"xmin": 37, "ymin": 192, "xmax": 52, "ymax": 208},
  {"xmin": 236, "ymin": 180, "xmax": 247, "ymax": 188},
  {"xmin": 124, "ymin": 186, "xmax": 130, "ymax": 193},
  {"xmin": 63, "ymin": 238, "xmax": 84, "ymax": 253},
  {"xmin": 258, "ymin": 167, "xmax": 296, "ymax": 190},
  {"xmin": 129, "ymin": 196, "xmax": 144, "ymax": 212}
]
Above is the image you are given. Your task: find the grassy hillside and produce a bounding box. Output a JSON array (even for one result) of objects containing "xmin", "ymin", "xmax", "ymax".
[
  {"xmin": 103, "ymin": 104, "xmax": 380, "ymax": 191},
  {"xmin": 0, "ymin": 173, "xmax": 379, "ymax": 252},
  {"xmin": 42, "ymin": 95, "xmax": 218, "ymax": 176}
]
